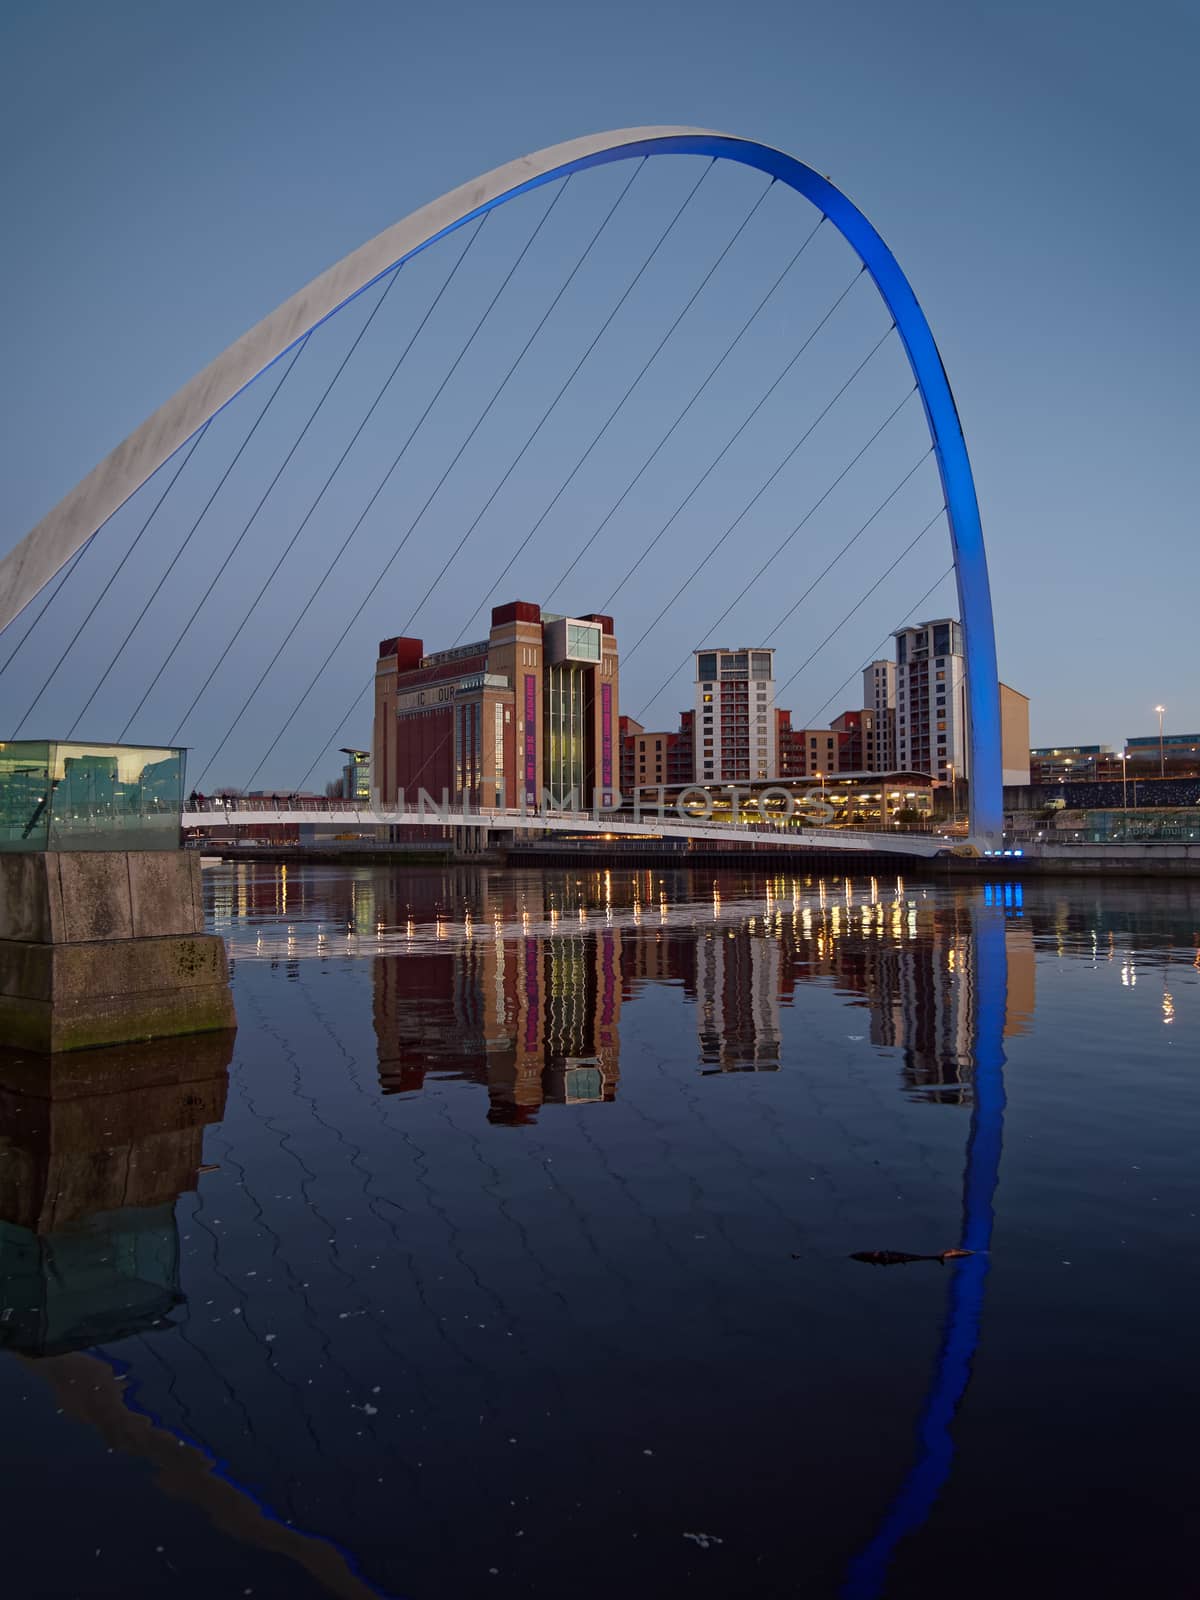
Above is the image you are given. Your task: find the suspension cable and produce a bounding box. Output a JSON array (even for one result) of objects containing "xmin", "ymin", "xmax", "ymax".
[
  {"xmin": 798, "ymin": 563, "xmax": 956, "ymax": 729},
  {"xmin": 217, "ymin": 167, "xmax": 648, "ymax": 794},
  {"xmin": 10, "ymin": 422, "xmax": 211, "ymax": 738},
  {"xmin": 774, "ymin": 504, "xmax": 946, "ymax": 700},
  {"xmin": 65, "ymin": 339, "xmax": 310, "ymax": 739},
  {"xmin": 166, "ymin": 260, "xmax": 409, "ymax": 746},
  {"xmin": 352, "ymin": 183, "xmax": 800, "ymax": 800},
  {"xmin": 631, "ymin": 433, "xmax": 932, "ymax": 724},
  {"xmin": 542, "ymin": 214, "xmax": 826, "ymax": 610},
  {"xmin": 0, "ymin": 534, "xmax": 93, "ymax": 681},
  {"xmin": 756, "ymin": 442, "xmax": 932, "ymax": 640},
  {"xmin": 453, "ymin": 174, "xmax": 777, "ymax": 641},
  {"xmin": 114, "ymin": 338, "xmax": 313, "ymax": 741},
  {"xmin": 201, "ymin": 183, "xmax": 575, "ymax": 790},
  {"xmin": 393, "ymin": 158, "xmax": 707, "ymax": 643},
  {"xmin": 598, "ymin": 268, "xmax": 866, "ymax": 616},
  {"xmin": 627, "ymin": 329, "xmax": 902, "ymax": 704},
  {"xmin": 277, "ymin": 162, "xmax": 659, "ymax": 795}
]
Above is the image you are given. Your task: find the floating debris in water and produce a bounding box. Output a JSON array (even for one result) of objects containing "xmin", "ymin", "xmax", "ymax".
[{"xmin": 843, "ymin": 1247, "xmax": 975, "ymax": 1267}]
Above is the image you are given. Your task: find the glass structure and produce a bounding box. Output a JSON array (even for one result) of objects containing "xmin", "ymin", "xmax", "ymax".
[
  {"xmin": 542, "ymin": 664, "xmax": 590, "ymax": 806},
  {"xmin": 0, "ymin": 741, "xmax": 184, "ymax": 852}
]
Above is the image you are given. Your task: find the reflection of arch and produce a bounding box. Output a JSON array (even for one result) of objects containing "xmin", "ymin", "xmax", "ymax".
[
  {"xmin": 843, "ymin": 897, "xmax": 1008, "ymax": 1597},
  {"xmin": 0, "ymin": 127, "xmax": 1001, "ymax": 838}
]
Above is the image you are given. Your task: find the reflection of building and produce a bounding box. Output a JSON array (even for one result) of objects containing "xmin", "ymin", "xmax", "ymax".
[
  {"xmin": 694, "ymin": 928, "xmax": 782, "ymax": 1071},
  {"xmin": 0, "ymin": 1033, "xmax": 231, "ymax": 1356},
  {"xmin": 371, "ymin": 879, "xmax": 621, "ymax": 1124},
  {"xmin": 373, "ymin": 601, "xmax": 620, "ymax": 809}
]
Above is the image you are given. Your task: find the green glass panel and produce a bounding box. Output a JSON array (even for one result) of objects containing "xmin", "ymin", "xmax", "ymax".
[{"xmin": 0, "ymin": 741, "xmax": 184, "ymax": 851}]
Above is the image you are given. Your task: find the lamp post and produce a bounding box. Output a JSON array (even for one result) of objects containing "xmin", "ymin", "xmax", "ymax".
[
  {"xmin": 1156, "ymin": 705, "xmax": 1166, "ymax": 778},
  {"xmin": 948, "ymin": 762, "xmax": 956, "ymax": 827},
  {"xmin": 1121, "ymin": 752, "xmax": 1128, "ymax": 810}
]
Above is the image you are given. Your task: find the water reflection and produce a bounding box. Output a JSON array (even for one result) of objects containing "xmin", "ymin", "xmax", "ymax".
[
  {"xmin": 211, "ymin": 867, "xmax": 1039, "ymax": 1116},
  {"xmin": 0, "ymin": 1033, "xmax": 232, "ymax": 1355},
  {"xmin": 5, "ymin": 867, "xmax": 1198, "ymax": 1600}
]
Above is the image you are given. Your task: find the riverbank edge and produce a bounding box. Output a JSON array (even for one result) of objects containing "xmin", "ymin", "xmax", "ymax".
[{"xmin": 198, "ymin": 844, "xmax": 1200, "ymax": 880}]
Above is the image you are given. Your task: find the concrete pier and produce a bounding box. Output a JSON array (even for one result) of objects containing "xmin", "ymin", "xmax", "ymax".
[{"xmin": 0, "ymin": 851, "xmax": 236, "ymax": 1052}]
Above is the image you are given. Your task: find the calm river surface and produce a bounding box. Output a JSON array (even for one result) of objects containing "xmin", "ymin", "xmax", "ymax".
[{"xmin": 3, "ymin": 863, "xmax": 1199, "ymax": 1598}]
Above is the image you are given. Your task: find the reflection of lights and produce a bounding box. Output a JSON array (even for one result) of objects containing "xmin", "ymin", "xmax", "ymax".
[
  {"xmin": 1121, "ymin": 961, "xmax": 1136, "ymax": 988},
  {"xmin": 1162, "ymin": 989, "xmax": 1175, "ymax": 1024}
]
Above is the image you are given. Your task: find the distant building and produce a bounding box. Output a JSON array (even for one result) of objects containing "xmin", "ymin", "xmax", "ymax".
[
  {"xmin": 694, "ymin": 647, "xmax": 776, "ymax": 782},
  {"xmin": 338, "ymin": 748, "xmax": 370, "ymax": 801},
  {"xmin": 999, "ymin": 685, "xmax": 1031, "ymax": 786},
  {"xmin": 863, "ymin": 659, "xmax": 896, "ymax": 768},
  {"xmin": 894, "ymin": 617, "xmax": 1029, "ymax": 788},
  {"xmin": 894, "ymin": 618, "xmax": 966, "ymax": 783},
  {"xmin": 775, "ymin": 709, "xmax": 805, "ymax": 778},
  {"xmin": 1124, "ymin": 732, "xmax": 1200, "ymax": 776},
  {"xmin": 1029, "ymin": 744, "xmax": 1117, "ymax": 785},
  {"xmin": 373, "ymin": 601, "xmax": 619, "ymax": 808},
  {"xmin": 620, "ymin": 719, "xmax": 694, "ymax": 794},
  {"xmin": 793, "ymin": 726, "xmax": 842, "ymax": 779}
]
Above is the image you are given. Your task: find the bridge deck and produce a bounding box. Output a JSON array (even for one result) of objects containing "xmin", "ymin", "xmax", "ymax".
[{"xmin": 182, "ymin": 806, "xmax": 954, "ymax": 858}]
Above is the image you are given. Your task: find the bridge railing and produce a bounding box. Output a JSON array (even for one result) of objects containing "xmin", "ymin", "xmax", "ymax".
[{"xmin": 182, "ymin": 797, "xmax": 943, "ymax": 850}]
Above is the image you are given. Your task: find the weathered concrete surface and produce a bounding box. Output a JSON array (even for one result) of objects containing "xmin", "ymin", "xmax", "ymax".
[
  {"xmin": 0, "ymin": 851, "xmax": 234, "ymax": 1050},
  {"xmin": 0, "ymin": 933, "xmax": 235, "ymax": 1052},
  {"xmin": 0, "ymin": 850, "xmax": 204, "ymax": 943}
]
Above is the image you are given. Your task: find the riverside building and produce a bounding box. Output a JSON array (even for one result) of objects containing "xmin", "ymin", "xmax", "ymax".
[
  {"xmin": 373, "ymin": 602, "xmax": 619, "ymax": 808},
  {"xmin": 694, "ymin": 647, "xmax": 777, "ymax": 782}
]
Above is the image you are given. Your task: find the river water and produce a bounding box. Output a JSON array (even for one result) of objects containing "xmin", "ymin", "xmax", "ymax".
[{"xmin": 3, "ymin": 863, "xmax": 1198, "ymax": 1598}]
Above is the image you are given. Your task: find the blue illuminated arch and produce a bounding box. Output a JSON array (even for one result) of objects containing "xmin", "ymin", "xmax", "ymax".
[{"xmin": 0, "ymin": 127, "xmax": 1001, "ymax": 838}]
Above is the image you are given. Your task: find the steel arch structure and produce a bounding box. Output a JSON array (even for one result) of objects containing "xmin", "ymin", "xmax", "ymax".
[{"xmin": 0, "ymin": 126, "xmax": 1002, "ymax": 838}]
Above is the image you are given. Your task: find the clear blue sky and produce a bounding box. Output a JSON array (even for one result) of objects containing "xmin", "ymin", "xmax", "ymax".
[{"xmin": 1, "ymin": 0, "xmax": 1196, "ymax": 786}]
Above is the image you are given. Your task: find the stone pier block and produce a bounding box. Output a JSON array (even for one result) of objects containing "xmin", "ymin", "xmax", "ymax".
[{"xmin": 0, "ymin": 852, "xmax": 235, "ymax": 1052}]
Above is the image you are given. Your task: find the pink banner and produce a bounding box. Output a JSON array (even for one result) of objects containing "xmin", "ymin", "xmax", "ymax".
[
  {"xmin": 524, "ymin": 674, "xmax": 537, "ymax": 802},
  {"xmin": 601, "ymin": 682, "xmax": 613, "ymax": 792}
]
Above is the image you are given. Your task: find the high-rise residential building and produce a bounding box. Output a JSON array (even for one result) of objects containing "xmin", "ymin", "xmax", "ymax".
[
  {"xmin": 894, "ymin": 618, "xmax": 967, "ymax": 783},
  {"xmin": 373, "ymin": 602, "xmax": 619, "ymax": 808},
  {"xmin": 862, "ymin": 659, "xmax": 896, "ymax": 769},
  {"xmin": 694, "ymin": 647, "xmax": 776, "ymax": 782}
]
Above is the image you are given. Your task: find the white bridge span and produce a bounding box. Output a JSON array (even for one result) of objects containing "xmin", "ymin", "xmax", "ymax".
[{"xmin": 183, "ymin": 805, "xmax": 959, "ymax": 859}]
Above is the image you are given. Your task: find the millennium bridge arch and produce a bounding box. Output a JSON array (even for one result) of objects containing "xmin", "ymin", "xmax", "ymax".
[{"xmin": 0, "ymin": 126, "xmax": 1002, "ymax": 839}]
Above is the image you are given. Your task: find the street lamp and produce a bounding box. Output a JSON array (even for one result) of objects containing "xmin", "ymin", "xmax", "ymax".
[
  {"xmin": 947, "ymin": 761, "xmax": 956, "ymax": 826},
  {"xmin": 1156, "ymin": 705, "xmax": 1166, "ymax": 778},
  {"xmin": 1120, "ymin": 752, "xmax": 1128, "ymax": 810}
]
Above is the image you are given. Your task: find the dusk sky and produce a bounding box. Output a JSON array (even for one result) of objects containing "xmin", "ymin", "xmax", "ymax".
[{"xmin": 1, "ymin": 0, "xmax": 1195, "ymax": 787}]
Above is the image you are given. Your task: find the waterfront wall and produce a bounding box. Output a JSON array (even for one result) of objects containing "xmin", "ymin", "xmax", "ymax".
[{"xmin": 0, "ymin": 852, "xmax": 237, "ymax": 1052}]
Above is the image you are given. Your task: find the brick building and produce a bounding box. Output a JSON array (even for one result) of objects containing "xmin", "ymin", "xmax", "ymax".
[{"xmin": 373, "ymin": 602, "xmax": 619, "ymax": 808}]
